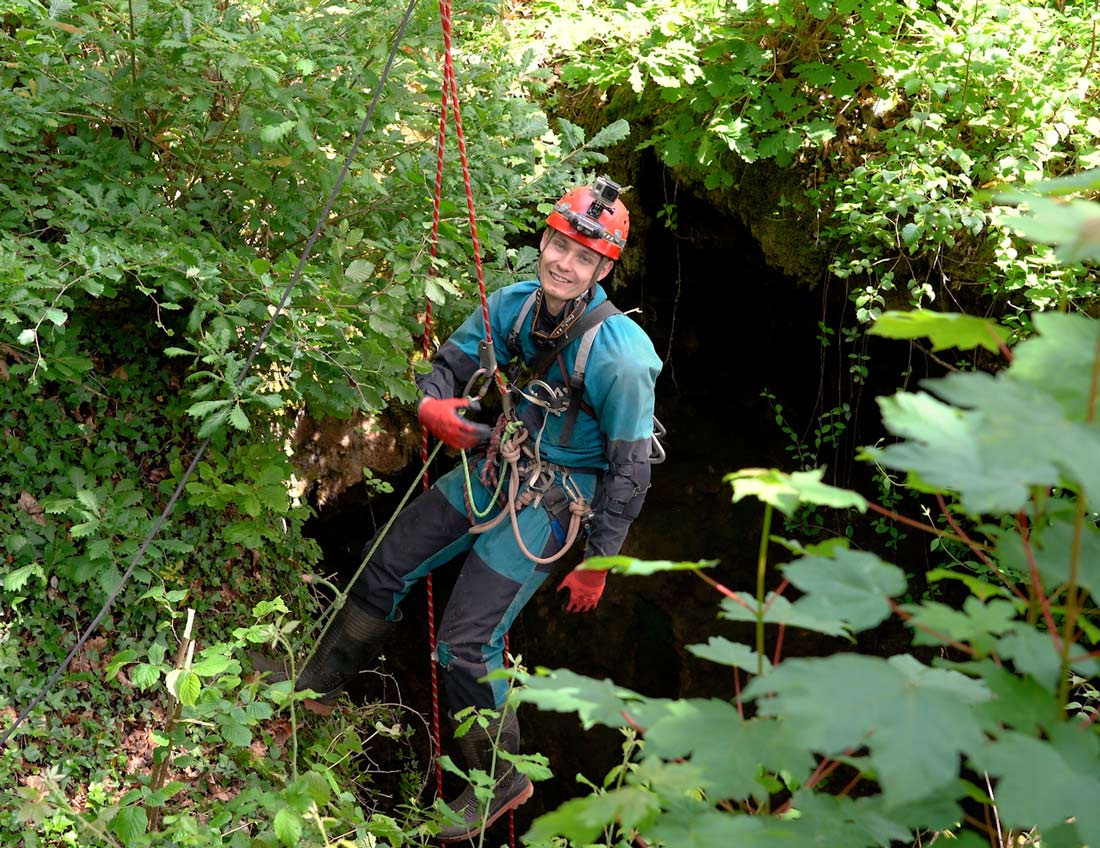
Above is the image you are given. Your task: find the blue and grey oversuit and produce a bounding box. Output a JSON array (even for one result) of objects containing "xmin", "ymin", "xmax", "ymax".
[{"xmin": 350, "ymin": 280, "xmax": 662, "ymax": 710}]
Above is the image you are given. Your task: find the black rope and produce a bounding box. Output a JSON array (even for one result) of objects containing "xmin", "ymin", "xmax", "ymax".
[{"xmin": 0, "ymin": 0, "xmax": 421, "ymax": 749}]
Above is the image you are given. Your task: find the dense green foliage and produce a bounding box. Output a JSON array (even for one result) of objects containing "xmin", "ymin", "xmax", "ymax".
[{"xmin": 516, "ymin": 0, "xmax": 1100, "ymax": 318}]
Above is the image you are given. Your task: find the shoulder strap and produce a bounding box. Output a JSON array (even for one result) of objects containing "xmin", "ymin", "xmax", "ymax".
[
  {"xmin": 506, "ymin": 290, "xmax": 540, "ymax": 356},
  {"xmin": 556, "ymin": 302, "xmax": 621, "ymax": 445}
]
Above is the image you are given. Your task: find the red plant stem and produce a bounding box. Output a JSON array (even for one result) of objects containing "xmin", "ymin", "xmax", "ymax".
[
  {"xmin": 772, "ymin": 623, "xmax": 786, "ymax": 667},
  {"xmin": 1016, "ymin": 511, "xmax": 1064, "ymax": 655},
  {"xmin": 621, "ymin": 710, "xmax": 646, "ymax": 736},
  {"xmin": 836, "ymin": 771, "xmax": 864, "ymax": 798},
  {"xmin": 693, "ymin": 568, "xmax": 755, "ymax": 612},
  {"xmin": 866, "ymin": 501, "xmax": 989, "ymax": 550},
  {"xmin": 761, "ymin": 579, "xmax": 790, "ymax": 616},
  {"xmin": 935, "ymin": 493, "xmax": 992, "ymax": 566},
  {"xmin": 935, "ymin": 493, "xmax": 1029, "ymax": 603},
  {"xmin": 986, "ymin": 324, "xmax": 1014, "ymax": 363}
]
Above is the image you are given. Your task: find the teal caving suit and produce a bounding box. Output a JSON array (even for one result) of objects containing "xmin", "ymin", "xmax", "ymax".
[{"xmin": 350, "ymin": 279, "xmax": 661, "ymax": 711}]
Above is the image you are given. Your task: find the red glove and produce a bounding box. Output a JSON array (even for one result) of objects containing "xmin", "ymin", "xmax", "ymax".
[
  {"xmin": 418, "ymin": 397, "xmax": 490, "ymax": 450},
  {"xmin": 557, "ymin": 567, "xmax": 607, "ymax": 613}
]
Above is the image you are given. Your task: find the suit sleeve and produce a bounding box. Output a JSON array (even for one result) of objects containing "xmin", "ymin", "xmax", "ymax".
[{"xmin": 583, "ymin": 317, "xmax": 662, "ymax": 558}]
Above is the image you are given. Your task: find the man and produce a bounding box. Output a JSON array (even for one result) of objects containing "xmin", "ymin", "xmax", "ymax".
[{"xmin": 285, "ymin": 176, "xmax": 661, "ymax": 841}]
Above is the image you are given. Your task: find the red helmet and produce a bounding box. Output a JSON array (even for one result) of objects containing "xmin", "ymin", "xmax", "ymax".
[{"xmin": 545, "ymin": 176, "xmax": 630, "ymax": 260}]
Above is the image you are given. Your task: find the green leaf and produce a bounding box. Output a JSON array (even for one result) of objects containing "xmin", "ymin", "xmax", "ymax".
[
  {"xmin": 190, "ymin": 653, "xmax": 232, "ymax": 677},
  {"xmin": 345, "ymin": 259, "xmax": 375, "ymax": 284},
  {"xmin": 274, "ymin": 807, "xmax": 303, "ymax": 847},
  {"xmin": 498, "ymin": 749, "xmax": 553, "ymax": 781},
  {"xmin": 724, "ymin": 467, "xmax": 867, "ymax": 517},
  {"xmin": 588, "ymin": 119, "xmax": 631, "ymax": 148},
  {"xmin": 220, "ymin": 718, "xmax": 252, "ymax": 747},
  {"xmin": 782, "ymin": 549, "xmax": 907, "ymax": 633},
  {"xmin": 687, "ymin": 636, "xmax": 771, "ymax": 673},
  {"xmin": 744, "ymin": 654, "xmax": 990, "ymax": 806},
  {"xmin": 720, "ymin": 592, "xmax": 850, "ymax": 639},
  {"xmin": 973, "ymin": 726, "xmax": 1100, "ymax": 847},
  {"xmin": 166, "ymin": 669, "xmax": 201, "ymax": 705},
  {"xmin": 3, "ymin": 563, "xmax": 43, "ymax": 592},
  {"xmin": 509, "ymin": 668, "xmax": 648, "ymax": 729},
  {"xmin": 109, "ymin": 806, "xmax": 148, "ymax": 843},
  {"xmin": 556, "ymin": 117, "xmax": 585, "ymax": 148},
  {"xmin": 642, "ymin": 700, "xmax": 815, "ymax": 801},
  {"xmin": 870, "ymin": 310, "xmax": 1009, "ymax": 352},
  {"xmin": 994, "ymin": 194, "xmax": 1100, "ymax": 263},
  {"xmin": 524, "ymin": 786, "xmax": 659, "ymax": 845},
  {"xmin": 105, "ymin": 648, "xmax": 140, "ymax": 680},
  {"xmin": 260, "ymin": 120, "xmax": 297, "ymax": 144},
  {"xmin": 996, "ymin": 516, "xmax": 1100, "ymax": 607},
  {"xmin": 228, "ymin": 404, "xmax": 250, "ymax": 431},
  {"xmin": 868, "ymin": 372, "xmax": 1100, "ymax": 514},
  {"xmin": 131, "ymin": 662, "xmax": 160, "ymax": 690},
  {"xmin": 186, "ymin": 399, "xmax": 231, "ymax": 419},
  {"xmin": 902, "ymin": 597, "xmax": 1018, "ymax": 655},
  {"xmin": 1009, "ymin": 312, "xmax": 1100, "ymax": 422}
]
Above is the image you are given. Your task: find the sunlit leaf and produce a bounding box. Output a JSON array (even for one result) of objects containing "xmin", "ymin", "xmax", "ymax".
[
  {"xmin": 725, "ymin": 467, "xmax": 867, "ymax": 517},
  {"xmin": 524, "ymin": 786, "xmax": 659, "ymax": 845},
  {"xmin": 870, "ymin": 310, "xmax": 1009, "ymax": 352}
]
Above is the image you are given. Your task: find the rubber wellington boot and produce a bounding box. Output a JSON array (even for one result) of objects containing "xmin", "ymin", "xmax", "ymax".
[
  {"xmin": 254, "ymin": 601, "xmax": 396, "ymax": 705},
  {"xmin": 438, "ymin": 710, "xmax": 534, "ymax": 843}
]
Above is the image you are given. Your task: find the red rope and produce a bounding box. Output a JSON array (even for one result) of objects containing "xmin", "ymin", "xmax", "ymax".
[
  {"xmin": 437, "ymin": 0, "xmax": 507, "ymax": 394},
  {"xmin": 428, "ymin": 3, "xmax": 515, "ymax": 841},
  {"xmin": 422, "ymin": 81, "xmax": 450, "ymax": 798}
]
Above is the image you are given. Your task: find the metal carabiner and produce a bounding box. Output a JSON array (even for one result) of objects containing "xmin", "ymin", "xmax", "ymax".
[{"xmin": 649, "ymin": 415, "xmax": 668, "ymax": 465}]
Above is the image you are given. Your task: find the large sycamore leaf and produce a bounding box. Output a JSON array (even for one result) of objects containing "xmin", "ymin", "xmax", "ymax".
[
  {"xmin": 869, "ymin": 371, "xmax": 1100, "ymax": 514},
  {"xmin": 870, "ymin": 310, "xmax": 1009, "ymax": 352},
  {"xmin": 641, "ymin": 700, "xmax": 815, "ymax": 801},
  {"xmin": 1009, "ymin": 312, "xmax": 1100, "ymax": 421},
  {"xmin": 782, "ymin": 549, "xmax": 907, "ymax": 634},
  {"xmin": 725, "ymin": 467, "xmax": 867, "ymax": 517},
  {"xmin": 974, "ymin": 725, "xmax": 1100, "ymax": 847},
  {"xmin": 744, "ymin": 654, "xmax": 990, "ymax": 806},
  {"xmin": 993, "ymin": 193, "xmax": 1100, "ymax": 263},
  {"xmin": 645, "ymin": 799, "xmax": 909, "ymax": 848}
]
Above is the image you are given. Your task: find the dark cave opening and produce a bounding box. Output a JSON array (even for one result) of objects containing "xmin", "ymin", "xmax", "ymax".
[{"xmin": 298, "ymin": 178, "xmax": 941, "ymax": 834}]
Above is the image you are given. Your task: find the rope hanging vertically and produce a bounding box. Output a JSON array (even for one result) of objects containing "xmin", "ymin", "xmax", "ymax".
[
  {"xmin": 422, "ymin": 63, "xmax": 450, "ymax": 797},
  {"xmin": 426, "ymin": 0, "xmax": 515, "ymax": 841}
]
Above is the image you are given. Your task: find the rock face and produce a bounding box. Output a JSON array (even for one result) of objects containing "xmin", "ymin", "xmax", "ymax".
[{"xmin": 289, "ymin": 406, "xmax": 422, "ymax": 506}]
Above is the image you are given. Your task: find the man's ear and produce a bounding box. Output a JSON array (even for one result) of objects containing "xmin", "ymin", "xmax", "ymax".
[
  {"xmin": 539, "ymin": 229, "xmax": 551, "ymax": 251},
  {"xmin": 596, "ymin": 258, "xmax": 614, "ymax": 282}
]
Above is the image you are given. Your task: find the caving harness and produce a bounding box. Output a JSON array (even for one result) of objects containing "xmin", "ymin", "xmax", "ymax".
[{"xmin": 457, "ymin": 290, "xmax": 667, "ymax": 566}]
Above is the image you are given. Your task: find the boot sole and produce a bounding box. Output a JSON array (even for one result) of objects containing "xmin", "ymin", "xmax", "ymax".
[{"xmin": 438, "ymin": 780, "xmax": 534, "ymax": 844}]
